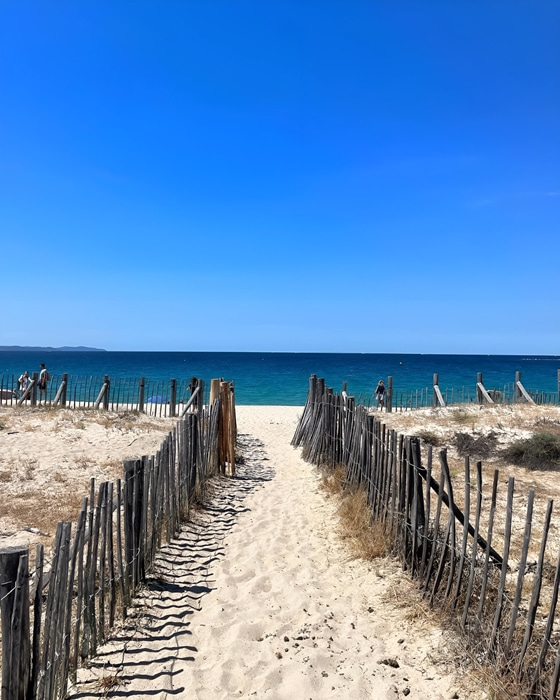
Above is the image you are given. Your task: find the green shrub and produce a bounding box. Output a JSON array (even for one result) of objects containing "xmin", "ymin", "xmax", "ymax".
[{"xmin": 502, "ymin": 432, "xmax": 560, "ymax": 470}]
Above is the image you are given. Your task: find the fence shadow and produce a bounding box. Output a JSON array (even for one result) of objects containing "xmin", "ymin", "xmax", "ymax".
[{"xmin": 67, "ymin": 434, "xmax": 273, "ymax": 698}]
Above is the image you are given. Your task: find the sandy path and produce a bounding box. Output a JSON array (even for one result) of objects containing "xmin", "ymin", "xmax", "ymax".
[{"xmin": 70, "ymin": 407, "xmax": 480, "ymax": 700}]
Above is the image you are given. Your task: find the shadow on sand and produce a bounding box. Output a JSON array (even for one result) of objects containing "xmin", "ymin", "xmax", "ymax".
[{"xmin": 69, "ymin": 433, "xmax": 273, "ymax": 698}]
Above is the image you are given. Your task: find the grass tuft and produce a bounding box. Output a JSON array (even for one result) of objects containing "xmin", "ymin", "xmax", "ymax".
[
  {"xmin": 416, "ymin": 429, "xmax": 441, "ymax": 446},
  {"xmin": 502, "ymin": 432, "xmax": 560, "ymax": 470},
  {"xmin": 320, "ymin": 464, "xmax": 390, "ymax": 560},
  {"xmin": 454, "ymin": 430, "xmax": 498, "ymax": 459}
]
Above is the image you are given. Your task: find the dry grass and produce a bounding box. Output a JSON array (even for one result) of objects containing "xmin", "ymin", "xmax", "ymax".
[
  {"xmin": 1, "ymin": 487, "xmax": 86, "ymax": 536},
  {"xmin": 96, "ymin": 673, "xmax": 124, "ymax": 697},
  {"xmin": 320, "ymin": 464, "xmax": 390, "ymax": 560},
  {"xmin": 416, "ymin": 429, "xmax": 441, "ymax": 446},
  {"xmin": 0, "ymin": 405, "xmax": 171, "ymax": 548}
]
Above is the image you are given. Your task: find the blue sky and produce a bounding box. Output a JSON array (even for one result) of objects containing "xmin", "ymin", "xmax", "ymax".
[{"xmin": 1, "ymin": 1, "xmax": 559, "ymax": 353}]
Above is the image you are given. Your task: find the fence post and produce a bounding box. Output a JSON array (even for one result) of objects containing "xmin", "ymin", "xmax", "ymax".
[
  {"xmin": 61, "ymin": 372, "xmax": 68, "ymax": 406},
  {"xmin": 0, "ymin": 546, "xmax": 30, "ymax": 700},
  {"xmin": 103, "ymin": 375, "xmax": 110, "ymax": 410},
  {"xmin": 557, "ymin": 370, "xmax": 560, "ymax": 405},
  {"xmin": 138, "ymin": 377, "xmax": 145, "ymax": 413},
  {"xmin": 210, "ymin": 378, "xmax": 221, "ymax": 405},
  {"xmin": 515, "ymin": 371, "xmax": 522, "ymax": 402},
  {"xmin": 433, "ymin": 374, "xmax": 439, "ymax": 407},
  {"xmin": 170, "ymin": 378, "xmax": 177, "ymax": 418},
  {"xmin": 476, "ymin": 372, "xmax": 483, "ymax": 404},
  {"xmin": 31, "ymin": 372, "xmax": 38, "ymax": 407},
  {"xmin": 386, "ymin": 376, "xmax": 393, "ymax": 413}
]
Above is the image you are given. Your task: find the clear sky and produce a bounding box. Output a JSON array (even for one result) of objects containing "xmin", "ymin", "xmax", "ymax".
[{"xmin": 1, "ymin": 1, "xmax": 559, "ymax": 353}]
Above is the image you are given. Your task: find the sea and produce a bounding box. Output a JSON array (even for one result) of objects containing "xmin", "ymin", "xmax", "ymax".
[{"xmin": 0, "ymin": 351, "xmax": 559, "ymax": 405}]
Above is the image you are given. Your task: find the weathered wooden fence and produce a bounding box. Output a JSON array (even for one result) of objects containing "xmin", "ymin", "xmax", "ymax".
[
  {"xmin": 347, "ymin": 370, "xmax": 560, "ymax": 411},
  {"xmin": 0, "ymin": 379, "xmax": 237, "ymax": 700},
  {"xmin": 293, "ymin": 375, "xmax": 560, "ymax": 699},
  {"xmin": 0, "ymin": 373, "xmax": 202, "ymax": 416}
]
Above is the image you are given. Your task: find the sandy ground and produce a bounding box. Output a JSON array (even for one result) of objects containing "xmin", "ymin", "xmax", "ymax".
[
  {"xmin": 0, "ymin": 406, "xmax": 171, "ymax": 551},
  {"xmin": 58, "ymin": 405, "xmax": 483, "ymax": 700}
]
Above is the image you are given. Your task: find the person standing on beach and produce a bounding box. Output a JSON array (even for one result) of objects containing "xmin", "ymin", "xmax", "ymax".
[
  {"xmin": 18, "ymin": 370, "xmax": 30, "ymax": 397},
  {"xmin": 375, "ymin": 379, "xmax": 386, "ymax": 411},
  {"xmin": 39, "ymin": 363, "xmax": 50, "ymax": 403}
]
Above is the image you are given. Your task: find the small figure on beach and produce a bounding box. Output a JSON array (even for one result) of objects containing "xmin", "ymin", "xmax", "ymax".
[
  {"xmin": 18, "ymin": 370, "xmax": 30, "ymax": 397},
  {"xmin": 375, "ymin": 379, "xmax": 386, "ymax": 411},
  {"xmin": 39, "ymin": 363, "xmax": 50, "ymax": 402}
]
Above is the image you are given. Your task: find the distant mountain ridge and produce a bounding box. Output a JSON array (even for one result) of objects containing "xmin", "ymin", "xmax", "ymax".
[{"xmin": 0, "ymin": 346, "xmax": 107, "ymax": 352}]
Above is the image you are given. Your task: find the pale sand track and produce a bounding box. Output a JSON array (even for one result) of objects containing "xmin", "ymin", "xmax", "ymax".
[{"xmin": 68, "ymin": 406, "xmax": 483, "ymax": 700}]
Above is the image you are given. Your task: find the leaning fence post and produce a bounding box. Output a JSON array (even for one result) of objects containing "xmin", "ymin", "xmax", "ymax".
[
  {"xmin": 0, "ymin": 546, "xmax": 31, "ymax": 700},
  {"xmin": 53, "ymin": 373, "xmax": 68, "ymax": 407}
]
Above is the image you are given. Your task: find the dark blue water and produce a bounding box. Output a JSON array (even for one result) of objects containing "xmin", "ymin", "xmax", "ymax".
[{"xmin": 0, "ymin": 352, "xmax": 558, "ymax": 405}]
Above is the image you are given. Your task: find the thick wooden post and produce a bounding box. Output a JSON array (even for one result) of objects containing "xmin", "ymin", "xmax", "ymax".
[
  {"xmin": 433, "ymin": 373, "xmax": 439, "ymax": 407},
  {"xmin": 138, "ymin": 377, "xmax": 145, "ymax": 413},
  {"xmin": 515, "ymin": 371, "xmax": 522, "ymax": 402},
  {"xmin": 209, "ymin": 378, "xmax": 221, "ymax": 405},
  {"xmin": 103, "ymin": 375, "xmax": 110, "ymax": 410},
  {"xmin": 386, "ymin": 376, "xmax": 393, "ymax": 413},
  {"xmin": 30, "ymin": 372, "xmax": 38, "ymax": 407},
  {"xmin": 0, "ymin": 546, "xmax": 30, "ymax": 700},
  {"xmin": 61, "ymin": 372, "xmax": 68, "ymax": 406},
  {"xmin": 170, "ymin": 378, "xmax": 177, "ymax": 418},
  {"xmin": 476, "ymin": 372, "xmax": 483, "ymax": 404}
]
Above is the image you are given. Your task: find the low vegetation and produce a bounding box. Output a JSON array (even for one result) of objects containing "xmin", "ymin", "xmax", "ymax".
[
  {"xmin": 454, "ymin": 430, "xmax": 498, "ymax": 459},
  {"xmin": 502, "ymin": 432, "xmax": 560, "ymax": 470},
  {"xmin": 321, "ymin": 464, "xmax": 390, "ymax": 560}
]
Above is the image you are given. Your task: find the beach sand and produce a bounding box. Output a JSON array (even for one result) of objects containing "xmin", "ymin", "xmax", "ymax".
[{"xmin": 56, "ymin": 405, "xmax": 482, "ymax": 700}]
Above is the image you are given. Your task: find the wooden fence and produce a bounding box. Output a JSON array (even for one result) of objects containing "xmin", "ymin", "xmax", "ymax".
[
  {"xmin": 346, "ymin": 370, "xmax": 560, "ymax": 411},
  {"xmin": 0, "ymin": 379, "xmax": 237, "ymax": 700},
  {"xmin": 0, "ymin": 373, "xmax": 202, "ymax": 417},
  {"xmin": 293, "ymin": 375, "xmax": 560, "ymax": 699}
]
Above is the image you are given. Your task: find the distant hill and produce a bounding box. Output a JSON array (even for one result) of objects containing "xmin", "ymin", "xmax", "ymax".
[{"xmin": 0, "ymin": 346, "xmax": 107, "ymax": 352}]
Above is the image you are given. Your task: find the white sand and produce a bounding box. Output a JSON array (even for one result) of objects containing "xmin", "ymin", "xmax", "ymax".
[{"xmin": 69, "ymin": 406, "xmax": 482, "ymax": 700}]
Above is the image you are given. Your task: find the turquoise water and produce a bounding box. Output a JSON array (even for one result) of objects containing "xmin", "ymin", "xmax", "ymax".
[{"xmin": 0, "ymin": 352, "xmax": 559, "ymax": 405}]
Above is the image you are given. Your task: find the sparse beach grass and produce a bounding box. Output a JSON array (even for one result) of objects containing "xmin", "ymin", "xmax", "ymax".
[
  {"xmin": 0, "ymin": 405, "xmax": 171, "ymax": 548},
  {"xmin": 320, "ymin": 464, "xmax": 391, "ymax": 560}
]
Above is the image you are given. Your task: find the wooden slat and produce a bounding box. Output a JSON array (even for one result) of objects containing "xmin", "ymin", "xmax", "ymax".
[
  {"xmin": 477, "ymin": 470, "xmax": 500, "ymax": 618},
  {"xmin": 490, "ymin": 477, "xmax": 515, "ymax": 650},
  {"xmin": 461, "ymin": 461, "xmax": 483, "ymax": 629},
  {"xmin": 452, "ymin": 456, "xmax": 471, "ymax": 608},
  {"xmin": 518, "ymin": 499, "xmax": 554, "ymax": 675},
  {"xmin": 506, "ymin": 489, "xmax": 535, "ymax": 650},
  {"xmin": 531, "ymin": 545, "xmax": 560, "ymax": 694}
]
